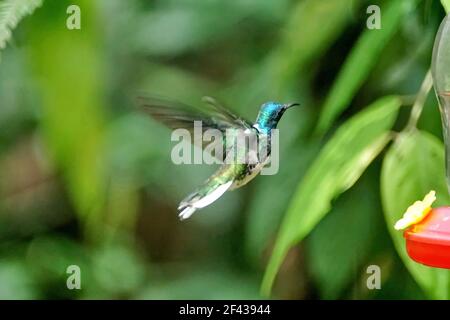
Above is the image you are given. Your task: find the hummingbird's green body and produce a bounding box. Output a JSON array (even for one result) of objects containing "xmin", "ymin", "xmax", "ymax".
[{"xmin": 139, "ymin": 96, "xmax": 298, "ymax": 220}]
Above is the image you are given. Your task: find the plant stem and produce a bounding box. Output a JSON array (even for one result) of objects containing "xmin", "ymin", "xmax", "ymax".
[{"xmin": 406, "ymin": 69, "xmax": 433, "ymax": 131}]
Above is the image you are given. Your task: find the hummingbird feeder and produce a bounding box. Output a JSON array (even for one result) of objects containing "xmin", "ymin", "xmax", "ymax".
[
  {"xmin": 395, "ymin": 191, "xmax": 450, "ymax": 269},
  {"xmin": 394, "ymin": 14, "xmax": 450, "ymax": 269},
  {"xmin": 433, "ymin": 14, "xmax": 450, "ymax": 189},
  {"xmin": 403, "ymin": 206, "xmax": 450, "ymax": 269}
]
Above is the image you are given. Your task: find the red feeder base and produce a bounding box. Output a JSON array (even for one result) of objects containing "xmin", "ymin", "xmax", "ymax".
[{"xmin": 406, "ymin": 240, "xmax": 450, "ymax": 269}]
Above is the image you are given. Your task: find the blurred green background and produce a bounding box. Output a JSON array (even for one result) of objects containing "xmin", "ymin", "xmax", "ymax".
[{"xmin": 0, "ymin": 0, "xmax": 449, "ymax": 299}]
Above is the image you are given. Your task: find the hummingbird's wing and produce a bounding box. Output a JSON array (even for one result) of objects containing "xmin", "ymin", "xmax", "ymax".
[
  {"xmin": 137, "ymin": 95, "xmax": 253, "ymax": 160},
  {"xmin": 200, "ymin": 96, "xmax": 252, "ymax": 129},
  {"xmin": 137, "ymin": 95, "xmax": 252, "ymax": 130}
]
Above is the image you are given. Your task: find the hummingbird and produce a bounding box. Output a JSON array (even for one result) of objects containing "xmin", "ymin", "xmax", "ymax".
[{"xmin": 138, "ymin": 96, "xmax": 299, "ymax": 220}]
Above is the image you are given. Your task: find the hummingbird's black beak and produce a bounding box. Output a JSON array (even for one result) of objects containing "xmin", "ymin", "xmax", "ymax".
[{"xmin": 284, "ymin": 103, "xmax": 300, "ymax": 110}]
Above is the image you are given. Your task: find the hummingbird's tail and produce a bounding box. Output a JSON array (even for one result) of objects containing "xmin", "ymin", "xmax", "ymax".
[{"xmin": 177, "ymin": 180, "xmax": 233, "ymax": 220}]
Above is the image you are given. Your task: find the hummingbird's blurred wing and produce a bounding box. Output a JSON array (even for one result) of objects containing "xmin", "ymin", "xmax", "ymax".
[
  {"xmin": 137, "ymin": 95, "xmax": 253, "ymax": 160},
  {"xmin": 200, "ymin": 96, "xmax": 252, "ymax": 129},
  {"xmin": 137, "ymin": 95, "xmax": 252, "ymax": 131}
]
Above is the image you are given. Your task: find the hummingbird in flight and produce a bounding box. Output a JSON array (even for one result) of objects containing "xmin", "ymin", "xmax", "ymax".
[{"xmin": 139, "ymin": 96, "xmax": 299, "ymax": 220}]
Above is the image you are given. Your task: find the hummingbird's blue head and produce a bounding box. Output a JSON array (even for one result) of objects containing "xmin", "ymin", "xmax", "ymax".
[{"xmin": 255, "ymin": 101, "xmax": 299, "ymax": 133}]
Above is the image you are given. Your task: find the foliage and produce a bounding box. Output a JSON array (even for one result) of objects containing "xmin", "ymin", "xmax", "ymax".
[
  {"xmin": 381, "ymin": 130, "xmax": 450, "ymax": 299},
  {"xmin": 0, "ymin": 0, "xmax": 449, "ymax": 300},
  {"xmin": 262, "ymin": 96, "xmax": 400, "ymax": 295},
  {"xmin": 315, "ymin": 1, "xmax": 418, "ymax": 134}
]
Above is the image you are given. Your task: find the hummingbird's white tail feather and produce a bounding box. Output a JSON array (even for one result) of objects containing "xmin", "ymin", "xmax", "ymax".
[
  {"xmin": 178, "ymin": 206, "xmax": 197, "ymax": 220},
  {"xmin": 177, "ymin": 180, "xmax": 233, "ymax": 220}
]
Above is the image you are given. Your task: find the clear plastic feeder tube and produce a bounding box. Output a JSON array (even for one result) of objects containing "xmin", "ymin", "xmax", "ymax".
[{"xmin": 432, "ymin": 14, "xmax": 450, "ymax": 193}]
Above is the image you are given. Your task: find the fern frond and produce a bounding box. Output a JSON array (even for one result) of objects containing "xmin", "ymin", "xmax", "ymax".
[{"xmin": 0, "ymin": 0, "xmax": 43, "ymax": 58}]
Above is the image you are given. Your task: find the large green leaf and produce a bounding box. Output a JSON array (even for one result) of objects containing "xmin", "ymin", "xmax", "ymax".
[
  {"xmin": 381, "ymin": 130, "xmax": 450, "ymax": 299},
  {"xmin": 27, "ymin": 0, "xmax": 110, "ymax": 239},
  {"xmin": 306, "ymin": 170, "xmax": 380, "ymax": 299},
  {"xmin": 442, "ymin": 0, "xmax": 450, "ymax": 13},
  {"xmin": 262, "ymin": 96, "xmax": 401, "ymax": 296},
  {"xmin": 316, "ymin": 0, "xmax": 418, "ymax": 134}
]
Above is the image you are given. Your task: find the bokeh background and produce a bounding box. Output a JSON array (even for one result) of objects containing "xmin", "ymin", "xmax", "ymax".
[{"xmin": 0, "ymin": 0, "xmax": 449, "ymax": 299}]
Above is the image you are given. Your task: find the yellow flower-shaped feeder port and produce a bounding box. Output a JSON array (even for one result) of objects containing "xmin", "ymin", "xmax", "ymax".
[{"xmin": 394, "ymin": 190, "xmax": 436, "ymax": 230}]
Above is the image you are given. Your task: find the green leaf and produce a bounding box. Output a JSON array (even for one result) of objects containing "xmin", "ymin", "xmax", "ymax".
[
  {"xmin": 270, "ymin": 0, "xmax": 354, "ymax": 87},
  {"xmin": 381, "ymin": 130, "xmax": 450, "ymax": 299},
  {"xmin": 27, "ymin": 0, "xmax": 110, "ymax": 239},
  {"xmin": 0, "ymin": 0, "xmax": 43, "ymax": 61},
  {"xmin": 307, "ymin": 171, "xmax": 380, "ymax": 299},
  {"xmin": 262, "ymin": 96, "xmax": 401, "ymax": 296},
  {"xmin": 441, "ymin": 0, "xmax": 450, "ymax": 13},
  {"xmin": 316, "ymin": 0, "xmax": 417, "ymax": 134}
]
